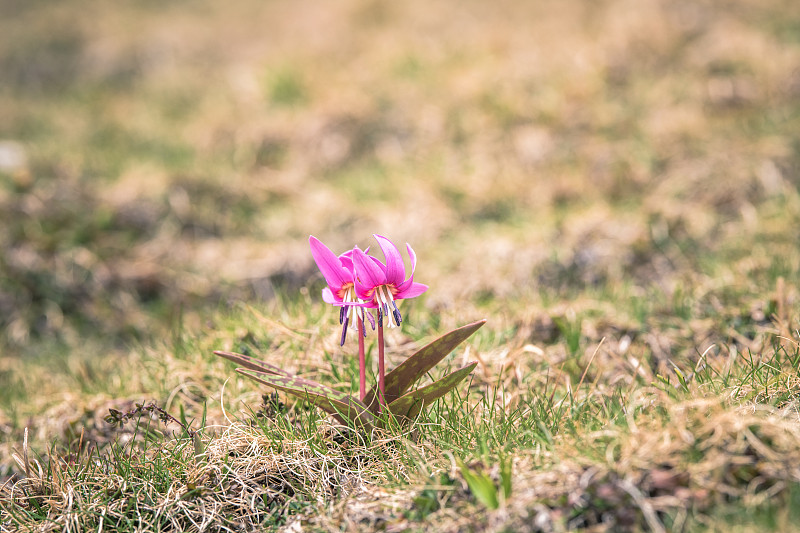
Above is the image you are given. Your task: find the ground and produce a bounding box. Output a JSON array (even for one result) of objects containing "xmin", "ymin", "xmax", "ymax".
[{"xmin": 1, "ymin": 0, "xmax": 800, "ymax": 531}]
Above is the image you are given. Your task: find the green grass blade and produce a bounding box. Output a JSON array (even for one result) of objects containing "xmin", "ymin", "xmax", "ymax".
[
  {"xmin": 214, "ymin": 350, "xmax": 294, "ymax": 377},
  {"xmin": 364, "ymin": 319, "xmax": 486, "ymax": 411},
  {"xmin": 387, "ymin": 361, "xmax": 478, "ymax": 420},
  {"xmin": 236, "ymin": 369, "xmax": 374, "ymax": 428},
  {"xmin": 499, "ymin": 454, "xmax": 512, "ymax": 500},
  {"xmin": 457, "ymin": 458, "xmax": 499, "ymax": 510}
]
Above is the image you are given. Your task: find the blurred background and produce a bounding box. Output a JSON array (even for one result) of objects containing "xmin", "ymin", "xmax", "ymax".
[{"xmin": 1, "ymin": 0, "xmax": 798, "ymax": 355}]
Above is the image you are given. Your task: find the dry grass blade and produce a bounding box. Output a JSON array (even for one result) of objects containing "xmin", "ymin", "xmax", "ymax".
[{"xmin": 22, "ymin": 427, "xmax": 29, "ymax": 480}]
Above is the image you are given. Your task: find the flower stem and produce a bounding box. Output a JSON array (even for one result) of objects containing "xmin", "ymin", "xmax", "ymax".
[
  {"xmin": 358, "ymin": 316, "xmax": 366, "ymax": 401},
  {"xmin": 377, "ymin": 312, "xmax": 386, "ymax": 412}
]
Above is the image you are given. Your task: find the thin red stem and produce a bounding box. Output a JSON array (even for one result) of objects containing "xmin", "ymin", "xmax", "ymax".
[
  {"xmin": 377, "ymin": 318, "xmax": 386, "ymax": 412},
  {"xmin": 358, "ymin": 316, "xmax": 366, "ymax": 401}
]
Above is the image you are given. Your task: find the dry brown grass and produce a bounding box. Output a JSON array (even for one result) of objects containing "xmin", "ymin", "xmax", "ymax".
[
  {"xmin": 5, "ymin": 419, "xmax": 416, "ymax": 532},
  {"xmin": 2, "ymin": 0, "xmax": 799, "ymax": 341}
]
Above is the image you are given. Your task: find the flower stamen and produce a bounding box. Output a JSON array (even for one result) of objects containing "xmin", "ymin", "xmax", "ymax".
[
  {"xmin": 339, "ymin": 285, "xmax": 369, "ymax": 345},
  {"xmin": 373, "ymin": 285, "xmax": 402, "ymax": 328},
  {"xmin": 341, "ymin": 314, "xmax": 349, "ymax": 345}
]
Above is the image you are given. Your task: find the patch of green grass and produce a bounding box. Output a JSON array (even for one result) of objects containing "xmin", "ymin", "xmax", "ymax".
[
  {"xmin": 689, "ymin": 482, "xmax": 800, "ymax": 532},
  {"xmin": 266, "ymin": 68, "xmax": 309, "ymax": 108}
]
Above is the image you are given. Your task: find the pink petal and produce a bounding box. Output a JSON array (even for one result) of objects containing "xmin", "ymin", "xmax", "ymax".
[
  {"xmin": 321, "ymin": 287, "xmax": 339, "ymax": 304},
  {"xmin": 323, "ymin": 292, "xmax": 374, "ymax": 308},
  {"xmin": 369, "ymin": 254, "xmax": 385, "ymax": 269},
  {"xmin": 337, "ymin": 300, "xmax": 376, "ymax": 308},
  {"xmin": 374, "ymin": 234, "xmax": 406, "ymax": 287},
  {"xmin": 309, "ymin": 236, "xmax": 351, "ymax": 289},
  {"xmin": 397, "ymin": 242, "xmax": 418, "ymax": 292},
  {"xmin": 396, "ymin": 282, "xmax": 428, "ymax": 300},
  {"xmin": 352, "ymin": 246, "xmax": 386, "ymax": 299},
  {"xmin": 339, "ymin": 254, "xmax": 354, "ymax": 273}
]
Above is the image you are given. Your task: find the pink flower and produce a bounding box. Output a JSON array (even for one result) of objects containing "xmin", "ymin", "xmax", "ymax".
[
  {"xmin": 309, "ymin": 236, "xmax": 367, "ymax": 345},
  {"xmin": 351, "ymin": 234, "xmax": 428, "ymax": 327}
]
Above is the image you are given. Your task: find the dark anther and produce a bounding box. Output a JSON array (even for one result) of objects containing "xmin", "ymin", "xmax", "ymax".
[
  {"xmin": 392, "ymin": 301, "xmax": 402, "ymax": 325},
  {"xmin": 340, "ymin": 315, "xmax": 349, "ymax": 346}
]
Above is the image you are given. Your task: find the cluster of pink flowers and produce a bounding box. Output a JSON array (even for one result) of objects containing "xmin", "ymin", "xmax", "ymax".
[
  {"xmin": 309, "ymin": 234, "xmax": 428, "ymax": 344},
  {"xmin": 309, "ymin": 234, "xmax": 428, "ymax": 405}
]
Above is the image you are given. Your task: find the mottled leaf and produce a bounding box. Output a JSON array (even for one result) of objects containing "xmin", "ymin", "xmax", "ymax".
[
  {"xmin": 365, "ymin": 319, "xmax": 485, "ymax": 412},
  {"xmin": 236, "ymin": 369, "xmax": 374, "ymax": 428},
  {"xmin": 214, "ymin": 350, "xmax": 293, "ymax": 377},
  {"xmin": 386, "ymin": 361, "xmax": 478, "ymax": 420}
]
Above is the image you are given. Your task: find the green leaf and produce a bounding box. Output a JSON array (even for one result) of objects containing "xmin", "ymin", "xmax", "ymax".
[
  {"xmin": 193, "ymin": 432, "xmax": 205, "ymax": 459},
  {"xmin": 214, "ymin": 350, "xmax": 293, "ymax": 377},
  {"xmin": 671, "ymin": 361, "xmax": 689, "ymax": 391},
  {"xmin": 387, "ymin": 361, "xmax": 478, "ymax": 420},
  {"xmin": 236, "ymin": 369, "xmax": 374, "ymax": 428},
  {"xmin": 457, "ymin": 458, "xmax": 499, "ymax": 510},
  {"xmin": 365, "ymin": 319, "xmax": 486, "ymax": 412}
]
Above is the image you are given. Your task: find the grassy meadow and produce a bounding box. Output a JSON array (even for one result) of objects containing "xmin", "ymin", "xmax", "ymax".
[{"xmin": 2, "ymin": 0, "xmax": 800, "ymax": 530}]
